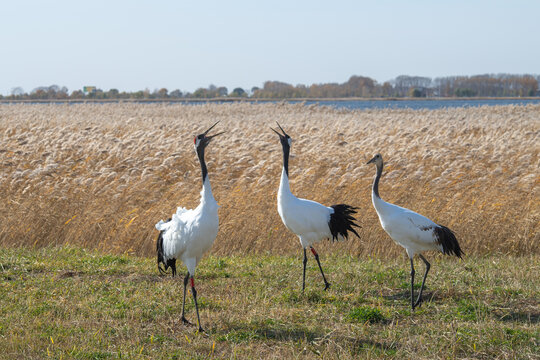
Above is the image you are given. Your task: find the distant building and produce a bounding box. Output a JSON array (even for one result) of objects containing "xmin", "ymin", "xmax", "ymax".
[{"xmin": 83, "ymin": 86, "xmax": 96, "ymax": 94}]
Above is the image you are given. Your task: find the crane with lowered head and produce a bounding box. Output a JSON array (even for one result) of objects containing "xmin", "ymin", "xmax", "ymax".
[{"xmin": 367, "ymin": 153, "xmax": 463, "ymax": 310}]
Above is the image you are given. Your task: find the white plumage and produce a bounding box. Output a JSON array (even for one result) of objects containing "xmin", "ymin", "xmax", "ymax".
[
  {"xmin": 272, "ymin": 123, "xmax": 360, "ymax": 292},
  {"xmin": 367, "ymin": 153, "xmax": 462, "ymax": 310},
  {"xmin": 156, "ymin": 179, "xmax": 219, "ymax": 276},
  {"xmin": 372, "ymin": 198, "xmax": 444, "ymax": 257},
  {"xmin": 278, "ymin": 173, "xmax": 335, "ymax": 249},
  {"xmin": 155, "ymin": 121, "xmax": 223, "ymax": 332}
]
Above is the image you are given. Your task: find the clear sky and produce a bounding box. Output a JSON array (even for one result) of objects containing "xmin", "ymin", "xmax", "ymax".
[{"xmin": 1, "ymin": 0, "xmax": 538, "ymax": 95}]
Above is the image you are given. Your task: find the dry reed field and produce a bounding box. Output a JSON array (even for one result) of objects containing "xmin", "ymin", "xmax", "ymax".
[{"xmin": 0, "ymin": 103, "xmax": 538, "ymax": 257}]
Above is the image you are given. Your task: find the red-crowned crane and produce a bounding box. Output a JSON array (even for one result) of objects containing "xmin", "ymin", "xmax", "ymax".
[
  {"xmin": 155, "ymin": 121, "xmax": 223, "ymax": 332},
  {"xmin": 271, "ymin": 123, "xmax": 360, "ymax": 292},
  {"xmin": 367, "ymin": 153, "xmax": 463, "ymax": 310}
]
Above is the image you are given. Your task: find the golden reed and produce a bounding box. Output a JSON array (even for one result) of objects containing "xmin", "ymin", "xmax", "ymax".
[{"xmin": 0, "ymin": 103, "xmax": 538, "ymax": 257}]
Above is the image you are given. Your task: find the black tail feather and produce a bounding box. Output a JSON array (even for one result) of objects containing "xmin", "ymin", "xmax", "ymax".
[
  {"xmin": 156, "ymin": 218, "xmax": 176, "ymax": 276},
  {"xmin": 434, "ymin": 225, "xmax": 463, "ymax": 258},
  {"xmin": 328, "ymin": 204, "xmax": 361, "ymax": 241},
  {"xmin": 156, "ymin": 230, "xmax": 168, "ymax": 274}
]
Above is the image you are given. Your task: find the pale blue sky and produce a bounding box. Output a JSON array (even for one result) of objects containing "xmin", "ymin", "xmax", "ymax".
[{"xmin": 1, "ymin": 0, "xmax": 538, "ymax": 95}]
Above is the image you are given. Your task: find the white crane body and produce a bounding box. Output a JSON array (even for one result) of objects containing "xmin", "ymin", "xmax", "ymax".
[
  {"xmin": 156, "ymin": 179, "xmax": 219, "ymax": 275},
  {"xmin": 155, "ymin": 121, "xmax": 223, "ymax": 332},
  {"xmin": 278, "ymin": 169, "xmax": 335, "ymax": 248},
  {"xmin": 367, "ymin": 153, "xmax": 462, "ymax": 310},
  {"xmin": 272, "ymin": 123, "xmax": 360, "ymax": 292},
  {"xmin": 372, "ymin": 196, "xmax": 443, "ymax": 257}
]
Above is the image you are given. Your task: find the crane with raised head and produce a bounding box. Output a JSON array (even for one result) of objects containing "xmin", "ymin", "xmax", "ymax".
[
  {"xmin": 271, "ymin": 123, "xmax": 360, "ymax": 292},
  {"xmin": 156, "ymin": 121, "xmax": 224, "ymax": 332}
]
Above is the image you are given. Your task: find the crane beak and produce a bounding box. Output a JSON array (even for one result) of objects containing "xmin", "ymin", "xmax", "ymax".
[
  {"xmin": 194, "ymin": 122, "xmax": 223, "ymax": 147},
  {"xmin": 203, "ymin": 121, "xmax": 220, "ymax": 136},
  {"xmin": 275, "ymin": 121, "xmax": 289, "ymax": 137},
  {"xmin": 366, "ymin": 156, "xmax": 376, "ymax": 165},
  {"xmin": 202, "ymin": 121, "xmax": 224, "ymax": 142},
  {"xmin": 206, "ymin": 131, "xmax": 225, "ymax": 141},
  {"xmin": 270, "ymin": 127, "xmax": 283, "ymax": 138},
  {"xmin": 271, "ymin": 121, "xmax": 289, "ymax": 140}
]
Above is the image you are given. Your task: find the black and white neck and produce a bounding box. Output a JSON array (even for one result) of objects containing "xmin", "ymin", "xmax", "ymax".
[
  {"xmin": 196, "ymin": 141, "xmax": 215, "ymax": 204},
  {"xmin": 195, "ymin": 142, "xmax": 209, "ymax": 183},
  {"xmin": 271, "ymin": 122, "xmax": 292, "ymax": 178},
  {"xmin": 281, "ymin": 137, "xmax": 291, "ymax": 178},
  {"xmin": 372, "ymin": 160, "xmax": 383, "ymax": 199},
  {"xmin": 271, "ymin": 122, "xmax": 295, "ymax": 199},
  {"xmin": 192, "ymin": 121, "xmax": 223, "ymax": 197},
  {"xmin": 367, "ymin": 154, "xmax": 384, "ymax": 199}
]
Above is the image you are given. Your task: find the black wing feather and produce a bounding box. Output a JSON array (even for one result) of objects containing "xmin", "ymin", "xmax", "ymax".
[
  {"xmin": 434, "ymin": 225, "xmax": 463, "ymax": 258},
  {"xmin": 328, "ymin": 204, "xmax": 361, "ymax": 241},
  {"xmin": 156, "ymin": 218, "xmax": 176, "ymax": 276}
]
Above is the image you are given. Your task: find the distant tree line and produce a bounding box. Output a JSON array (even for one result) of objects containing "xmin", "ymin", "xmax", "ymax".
[
  {"xmin": 252, "ymin": 74, "xmax": 539, "ymax": 98},
  {"xmin": 2, "ymin": 74, "xmax": 539, "ymax": 101}
]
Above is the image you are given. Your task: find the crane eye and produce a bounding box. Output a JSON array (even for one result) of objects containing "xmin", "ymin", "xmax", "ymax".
[{"xmin": 194, "ymin": 134, "xmax": 204, "ymax": 145}]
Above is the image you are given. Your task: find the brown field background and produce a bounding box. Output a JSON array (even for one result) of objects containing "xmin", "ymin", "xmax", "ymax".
[{"xmin": 0, "ymin": 103, "xmax": 538, "ymax": 257}]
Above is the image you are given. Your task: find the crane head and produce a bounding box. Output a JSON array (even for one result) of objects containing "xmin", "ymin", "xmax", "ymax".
[
  {"xmin": 194, "ymin": 121, "xmax": 224, "ymax": 149},
  {"xmin": 270, "ymin": 121, "xmax": 292, "ymax": 149},
  {"xmin": 367, "ymin": 153, "xmax": 383, "ymax": 166}
]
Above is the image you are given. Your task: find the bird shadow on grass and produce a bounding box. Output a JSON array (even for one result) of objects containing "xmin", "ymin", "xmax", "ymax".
[
  {"xmin": 334, "ymin": 336, "xmax": 399, "ymax": 357},
  {"xmin": 381, "ymin": 290, "xmax": 435, "ymax": 303},
  {"xmin": 256, "ymin": 325, "xmax": 321, "ymax": 342},
  {"xmin": 300, "ymin": 331, "xmax": 398, "ymax": 357},
  {"xmin": 215, "ymin": 321, "xmax": 399, "ymax": 356},
  {"xmin": 215, "ymin": 321, "xmax": 324, "ymax": 343},
  {"xmin": 494, "ymin": 311, "xmax": 540, "ymax": 324}
]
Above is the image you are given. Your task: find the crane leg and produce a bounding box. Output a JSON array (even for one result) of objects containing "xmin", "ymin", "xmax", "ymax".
[
  {"xmin": 410, "ymin": 258, "xmax": 416, "ymax": 310},
  {"xmin": 171, "ymin": 260, "xmax": 177, "ymax": 277},
  {"xmin": 158, "ymin": 264, "xmax": 167, "ymax": 275},
  {"xmin": 414, "ymin": 254, "xmax": 431, "ymax": 308},
  {"xmin": 181, "ymin": 273, "xmax": 191, "ymax": 325},
  {"xmin": 302, "ymin": 248, "xmax": 308, "ymax": 293},
  {"xmin": 311, "ymin": 247, "xmax": 330, "ymax": 290},
  {"xmin": 190, "ymin": 276, "xmax": 204, "ymax": 332}
]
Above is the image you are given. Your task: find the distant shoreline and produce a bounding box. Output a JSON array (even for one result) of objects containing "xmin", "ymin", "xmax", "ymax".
[{"xmin": 1, "ymin": 97, "xmax": 540, "ymax": 104}]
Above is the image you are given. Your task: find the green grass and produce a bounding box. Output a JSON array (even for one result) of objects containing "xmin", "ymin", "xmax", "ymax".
[
  {"xmin": 0, "ymin": 247, "xmax": 539, "ymax": 359},
  {"xmin": 348, "ymin": 306, "xmax": 386, "ymax": 324}
]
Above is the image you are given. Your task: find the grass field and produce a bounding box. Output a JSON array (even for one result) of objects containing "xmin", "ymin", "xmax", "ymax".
[
  {"xmin": 0, "ymin": 246, "xmax": 538, "ymax": 359},
  {"xmin": 0, "ymin": 103, "xmax": 538, "ymax": 256}
]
